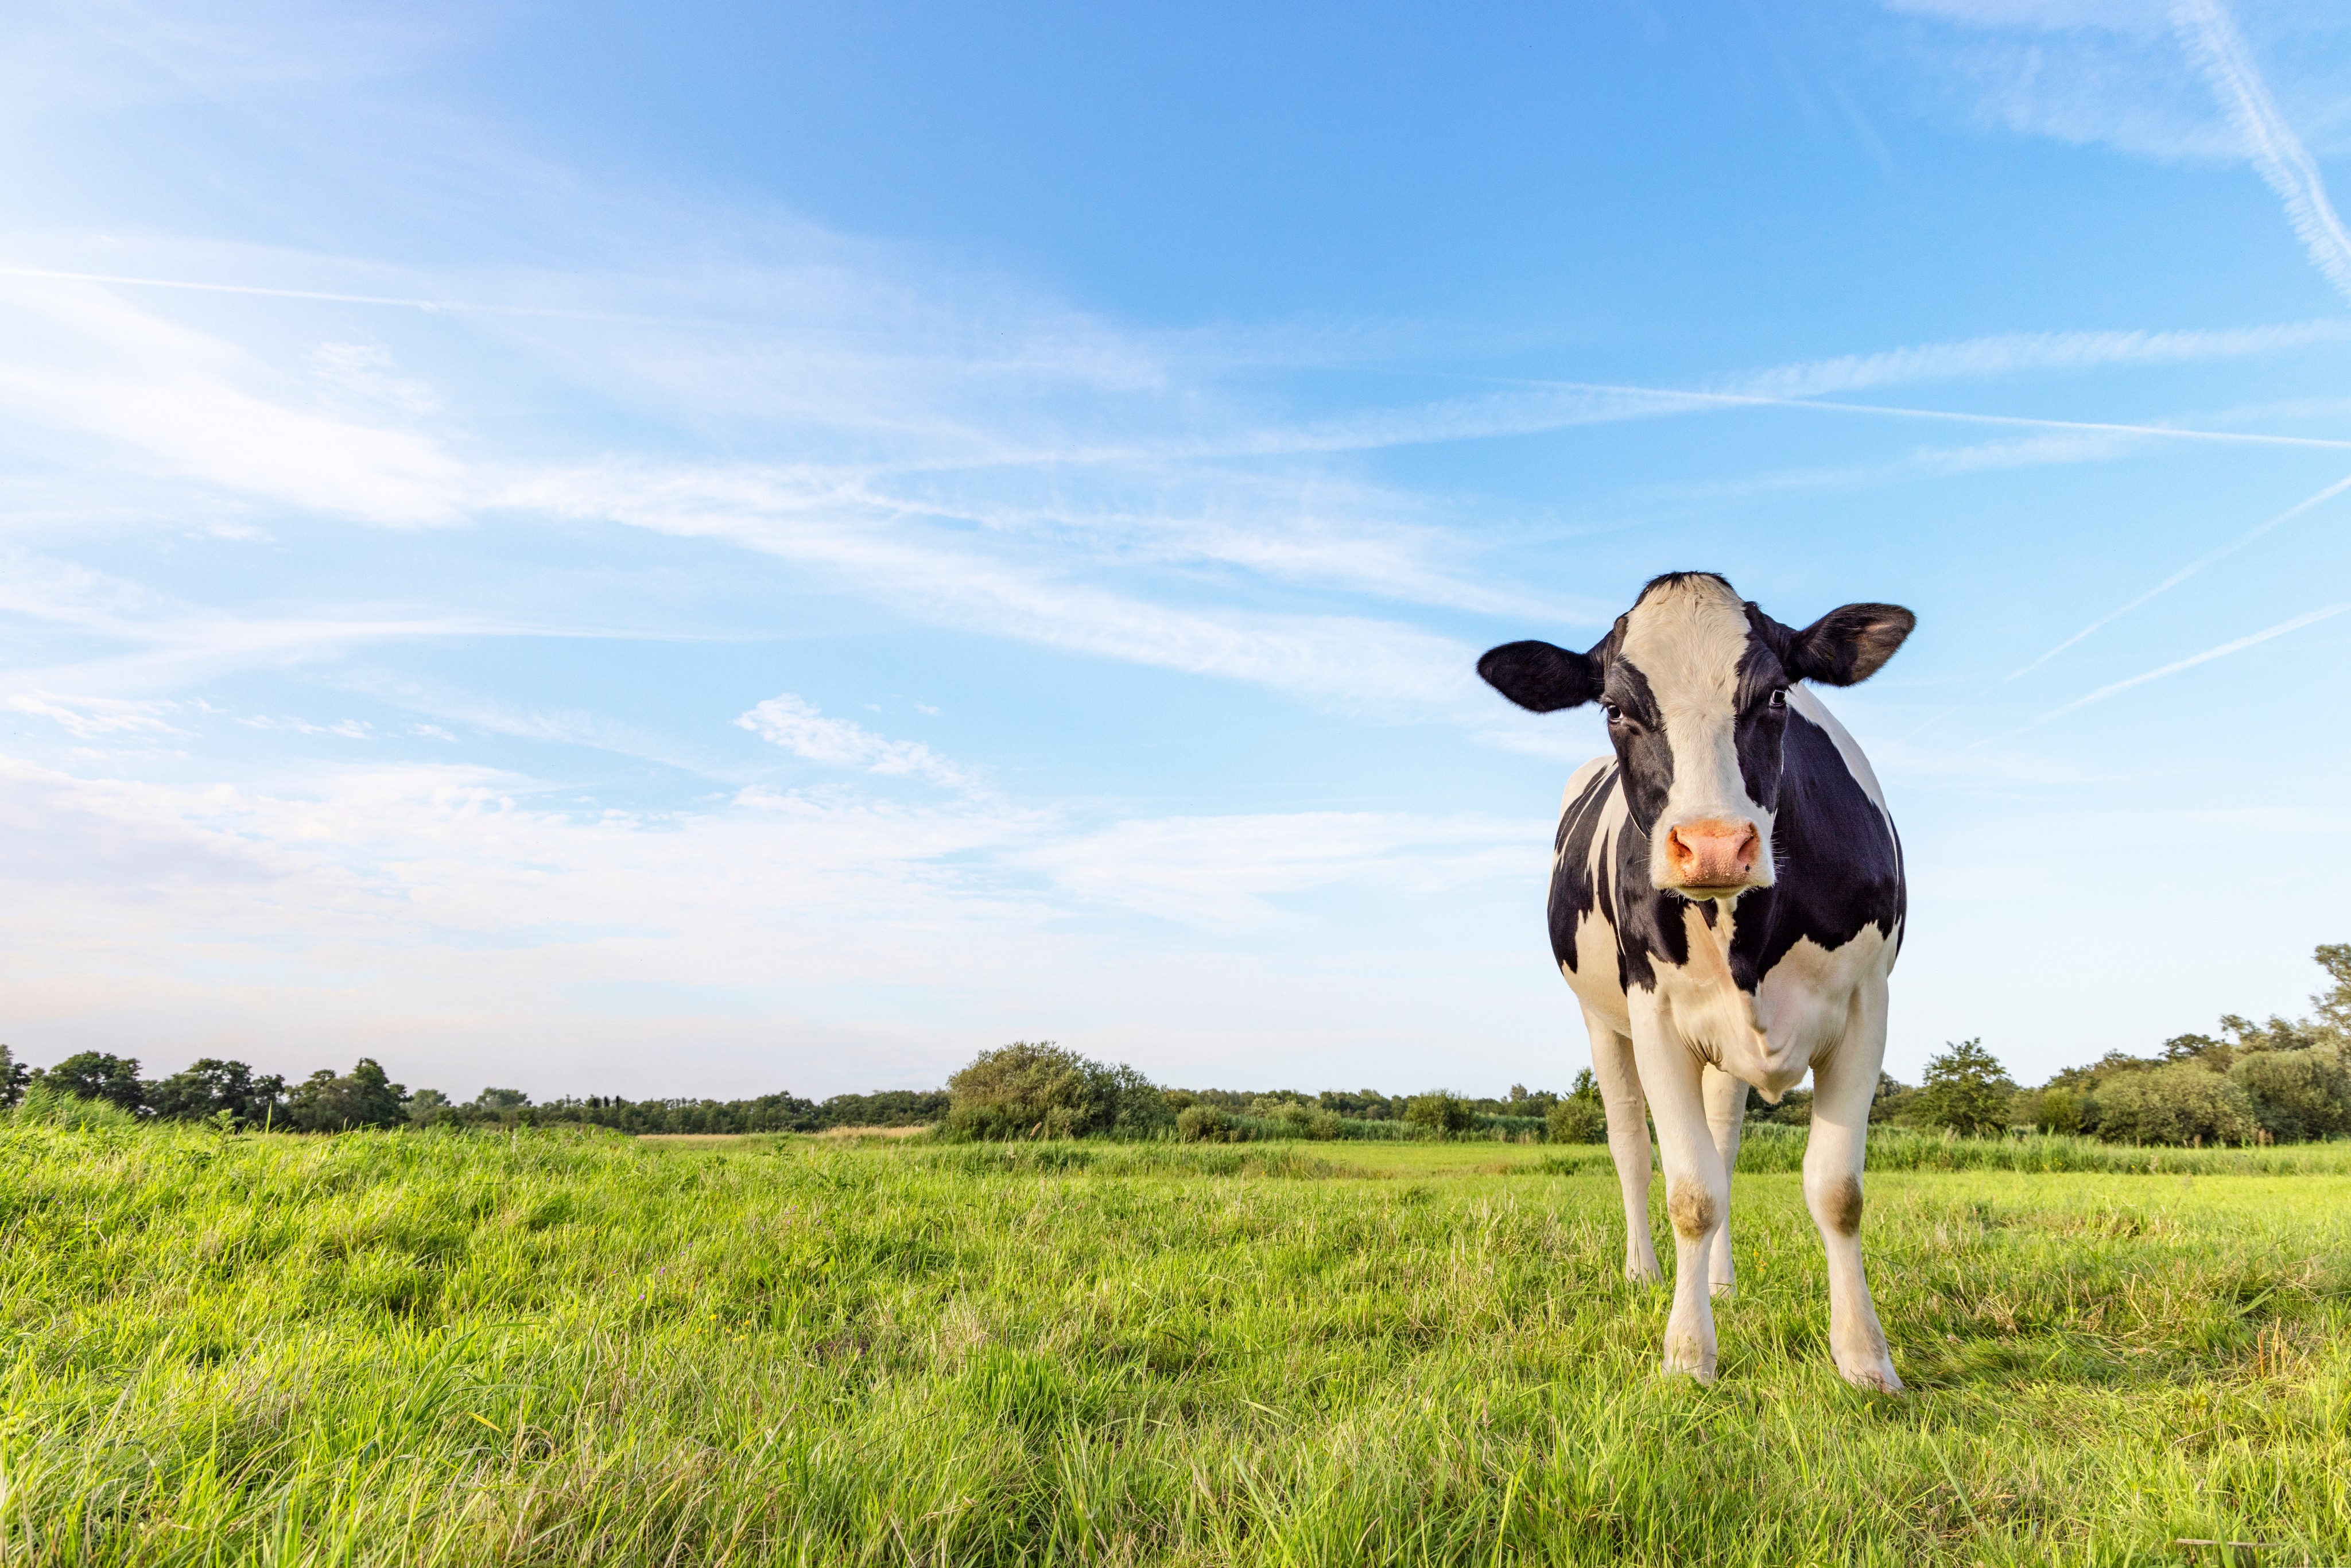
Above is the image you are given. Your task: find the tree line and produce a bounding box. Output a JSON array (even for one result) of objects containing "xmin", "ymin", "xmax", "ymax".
[
  {"xmin": 10, "ymin": 944, "xmax": 2346, "ymax": 1147},
  {"xmin": 0, "ymin": 1050, "xmax": 945, "ymax": 1135}
]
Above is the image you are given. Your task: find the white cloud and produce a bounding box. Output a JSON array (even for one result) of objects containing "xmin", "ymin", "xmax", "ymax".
[
  {"xmin": 0, "ymin": 274, "xmax": 466, "ymax": 525},
  {"xmin": 738, "ymin": 694, "xmax": 973, "ymax": 790},
  {"xmin": 5, "ymin": 692, "xmax": 181, "ymax": 738}
]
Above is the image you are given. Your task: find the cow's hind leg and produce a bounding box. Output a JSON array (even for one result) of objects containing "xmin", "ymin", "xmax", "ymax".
[
  {"xmin": 1805, "ymin": 980, "xmax": 1903, "ymax": 1393},
  {"xmin": 1628, "ymin": 1011, "xmax": 1727, "ymax": 1381},
  {"xmin": 1701, "ymin": 1065, "xmax": 1745, "ymax": 1296},
  {"xmin": 1583, "ymin": 1007, "xmax": 1661, "ymax": 1284}
]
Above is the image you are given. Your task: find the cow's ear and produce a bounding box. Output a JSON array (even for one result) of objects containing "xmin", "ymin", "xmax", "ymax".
[
  {"xmin": 1786, "ymin": 603, "xmax": 1915, "ymax": 686},
  {"xmin": 1478, "ymin": 641, "xmax": 1601, "ymax": 712}
]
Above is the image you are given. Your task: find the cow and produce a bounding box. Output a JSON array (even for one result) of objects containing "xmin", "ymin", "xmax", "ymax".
[{"xmin": 1477, "ymin": 571, "xmax": 1914, "ymax": 1391}]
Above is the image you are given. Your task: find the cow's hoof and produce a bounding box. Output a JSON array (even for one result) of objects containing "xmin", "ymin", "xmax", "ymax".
[
  {"xmin": 1837, "ymin": 1358, "xmax": 1904, "ymax": 1394},
  {"xmin": 1624, "ymin": 1260, "xmax": 1663, "ymax": 1286},
  {"xmin": 1662, "ymin": 1332, "xmax": 1717, "ymax": 1383},
  {"xmin": 1708, "ymin": 1276, "xmax": 1736, "ymax": 1299}
]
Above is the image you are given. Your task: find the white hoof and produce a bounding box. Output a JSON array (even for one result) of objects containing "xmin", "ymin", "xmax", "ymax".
[
  {"xmin": 1661, "ymin": 1350, "xmax": 1717, "ymax": 1383},
  {"xmin": 1837, "ymin": 1357, "xmax": 1903, "ymax": 1394},
  {"xmin": 1625, "ymin": 1260, "xmax": 1664, "ymax": 1286},
  {"xmin": 1708, "ymin": 1276, "xmax": 1736, "ymax": 1299}
]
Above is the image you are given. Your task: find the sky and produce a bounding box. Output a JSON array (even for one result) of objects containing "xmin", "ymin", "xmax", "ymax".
[{"xmin": 2, "ymin": 0, "xmax": 2349, "ymax": 1102}]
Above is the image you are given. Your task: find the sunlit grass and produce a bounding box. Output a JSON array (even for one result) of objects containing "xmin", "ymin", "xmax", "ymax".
[{"xmin": 1, "ymin": 1120, "xmax": 2346, "ymax": 1563}]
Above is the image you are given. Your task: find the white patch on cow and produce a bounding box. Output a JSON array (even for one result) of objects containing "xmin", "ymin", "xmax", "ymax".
[{"xmin": 1617, "ymin": 576, "xmax": 1775, "ymax": 890}]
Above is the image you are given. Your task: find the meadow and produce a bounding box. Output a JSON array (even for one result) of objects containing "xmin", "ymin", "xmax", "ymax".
[{"xmin": 3, "ymin": 1117, "xmax": 2348, "ymax": 1565}]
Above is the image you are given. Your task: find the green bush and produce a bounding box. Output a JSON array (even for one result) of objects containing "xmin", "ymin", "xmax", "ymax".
[
  {"xmin": 2012, "ymin": 1084, "xmax": 2084, "ymax": 1135},
  {"xmin": 945, "ymin": 1042, "xmax": 1171, "ymax": 1141},
  {"xmin": 1546, "ymin": 1099, "xmax": 1606, "ymax": 1143},
  {"xmin": 1404, "ymin": 1093, "xmax": 1472, "ymax": 1134},
  {"xmin": 2228, "ymin": 1047, "xmax": 2350, "ymax": 1143},
  {"xmin": 1176, "ymin": 1104, "xmax": 1232, "ymax": 1143},
  {"xmin": 2090, "ymin": 1062, "xmax": 2257, "ymax": 1147}
]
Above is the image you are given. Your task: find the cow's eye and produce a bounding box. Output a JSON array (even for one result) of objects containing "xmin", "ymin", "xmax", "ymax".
[
  {"xmin": 1768, "ymin": 688, "xmax": 1788, "ymax": 710},
  {"xmin": 1604, "ymin": 703, "xmax": 1624, "ymax": 723}
]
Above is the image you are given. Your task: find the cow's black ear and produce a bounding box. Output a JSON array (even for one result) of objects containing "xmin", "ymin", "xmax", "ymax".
[
  {"xmin": 1478, "ymin": 641, "xmax": 1601, "ymax": 712},
  {"xmin": 1786, "ymin": 603, "xmax": 1915, "ymax": 686}
]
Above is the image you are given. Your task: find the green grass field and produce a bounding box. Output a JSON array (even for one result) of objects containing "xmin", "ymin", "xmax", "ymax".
[{"xmin": 5, "ymin": 1120, "xmax": 2348, "ymax": 1565}]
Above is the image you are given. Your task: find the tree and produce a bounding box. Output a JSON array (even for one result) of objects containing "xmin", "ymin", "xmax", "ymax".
[
  {"xmin": 38, "ymin": 1053, "xmax": 148, "ymax": 1115},
  {"xmin": 0, "ymin": 1046, "xmax": 26, "ymax": 1108},
  {"xmin": 470, "ymin": 1088, "xmax": 531, "ymax": 1112},
  {"xmin": 1910, "ymin": 1040, "xmax": 2015, "ymax": 1138},
  {"xmin": 944, "ymin": 1042, "xmax": 1169, "ymax": 1140},
  {"xmin": 2310, "ymin": 942, "xmax": 2351, "ymax": 1041},
  {"xmin": 147, "ymin": 1059, "xmax": 287, "ymax": 1128},
  {"xmin": 285, "ymin": 1058, "xmax": 409, "ymax": 1132}
]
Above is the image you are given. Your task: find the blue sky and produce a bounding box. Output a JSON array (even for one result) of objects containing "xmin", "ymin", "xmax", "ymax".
[{"xmin": 3, "ymin": 0, "xmax": 2349, "ymax": 1100}]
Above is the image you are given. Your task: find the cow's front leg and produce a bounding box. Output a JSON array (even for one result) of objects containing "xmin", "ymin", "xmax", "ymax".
[
  {"xmin": 1701, "ymin": 1065, "xmax": 1745, "ymax": 1296},
  {"xmin": 1805, "ymin": 981, "xmax": 1902, "ymax": 1393},
  {"xmin": 1629, "ymin": 1008, "xmax": 1727, "ymax": 1380},
  {"xmin": 1582, "ymin": 1007, "xmax": 1661, "ymax": 1284}
]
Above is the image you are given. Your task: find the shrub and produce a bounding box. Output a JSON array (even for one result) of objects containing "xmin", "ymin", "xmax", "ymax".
[
  {"xmin": 1176, "ymin": 1104, "xmax": 1232, "ymax": 1142},
  {"xmin": 2014, "ymin": 1084, "xmax": 2084, "ymax": 1135},
  {"xmin": 1404, "ymin": 1093, "xmax": 1472, "ymax": 1135},
  {"xmin": 947, "ymin": 1042, "xmax": 1171, "ymax": 1141},
  {"xmin": 1547, "ymin": 1098, "xmax": 1605, "ymax": 1144},
  {"xmin": 1910, "ymin": 1039, "xmax": 2016, "ymax": 1138},
  {"xmin": 2092, "ymin": 1062, "xmax": 2257, "ymax": 1146},
  {"xmin": 1303, "ymin": 1109, "xmax": 1344, "ymax": 1140},
  {"xmin": 2228, "ymin": 1047, "xmax": 2350, "ymax": 1143}
]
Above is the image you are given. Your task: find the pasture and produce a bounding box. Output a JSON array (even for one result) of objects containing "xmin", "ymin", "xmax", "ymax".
[{"xmin": 3, "ymin": 1121, "xmax": 2348, "ymax": 1565}]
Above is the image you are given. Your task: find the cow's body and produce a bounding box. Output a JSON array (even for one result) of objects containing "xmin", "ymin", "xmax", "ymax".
[{"xmin": 1479, "ymin": 572, "xmax": 1913, "ymax": 1389}]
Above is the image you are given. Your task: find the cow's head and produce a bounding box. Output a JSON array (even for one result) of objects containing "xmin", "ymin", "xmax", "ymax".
[{"xmin": 1478, "ymin": 572, "xmax": 1912, "ymax": 901}]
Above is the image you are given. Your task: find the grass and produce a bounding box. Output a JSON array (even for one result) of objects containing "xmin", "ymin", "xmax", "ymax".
[{"xmin": 2, "ymin": 1120, "xmax": 2348, "ymax": 1564}]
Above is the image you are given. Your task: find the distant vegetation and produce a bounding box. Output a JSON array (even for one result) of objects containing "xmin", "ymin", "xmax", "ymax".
[{"xmin": 8, "ymin": 944, "xmax": 2346, "ymax": 1148}]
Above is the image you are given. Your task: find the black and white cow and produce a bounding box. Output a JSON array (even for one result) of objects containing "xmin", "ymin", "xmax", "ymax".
[{"xmin": 1479, "ymin": 571, "xmax": 1914, "ymax": 1390}]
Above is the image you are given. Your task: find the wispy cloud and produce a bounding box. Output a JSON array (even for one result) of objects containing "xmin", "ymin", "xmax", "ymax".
[
  {"xmin": 5, "ymin": 693, "xmax": 183, "ymax": 739},
  {"xmin": 2174, "ymin": 0, "xmax": 2351, "ymax": 302},
  {"xmin": 738, "ymin": 694, "xmax": 973, "ymax": 790}
]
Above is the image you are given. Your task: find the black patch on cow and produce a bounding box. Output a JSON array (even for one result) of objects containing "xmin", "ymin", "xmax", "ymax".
[
  {"xmin": 1479, "ymin": 641, "xmax": 1601, "ymax": 712},
  {"xmin": 1731, "ymin": 634, "xmax": 1791, "ymax": 813},
  {"xmin": 1602, "ymin": 658, "xmax": 1673, "ymax": 828},
  {"xmin": 1609, "ymin": 814, "xmax": 1687, "ymax": 992},
  {"xmin": 1548, "ymin": 763, "xmax": 1618, "ymax": 973},
  {"xmin": 1717, "ymin": 711, "xmax": 1904, "ymax": 985}
]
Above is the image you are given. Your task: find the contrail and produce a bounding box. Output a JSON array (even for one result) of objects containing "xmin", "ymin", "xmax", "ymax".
[
  {"xmin": 2175, "ymin": 0, "xmax": 2351, "ymax": 304},
  {"xmin": 1896, "ymin": 470, "xmax": 2351, "ymax": 744},
  {"xmin": 0, "ymin": 266, "xmax": 688, "ymax": 325},
  {"xmin": 2028, "ymin": 601, "xmax": 2351, "ymax": 725},
  {"xmin": 2005, "ymin": 469, "xmax": 2351, "ymax": 681}
]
